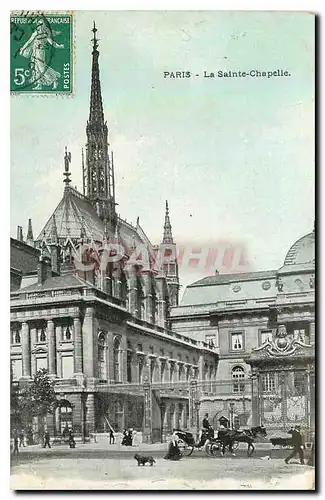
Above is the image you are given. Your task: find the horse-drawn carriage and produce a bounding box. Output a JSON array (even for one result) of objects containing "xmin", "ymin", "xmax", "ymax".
[{"xmin": 174, "ymin": 425, "xmax": 267, "ymax": 457}]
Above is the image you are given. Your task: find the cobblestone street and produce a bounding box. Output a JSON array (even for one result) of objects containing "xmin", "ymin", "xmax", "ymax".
[{"xmin": 10, "ymin": 442, "xmax": 315, "ymax": 490}]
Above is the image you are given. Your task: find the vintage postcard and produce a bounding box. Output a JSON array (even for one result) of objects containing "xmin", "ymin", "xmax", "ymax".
[{"xmin": 10, "ymin": 10, "xmax": 315, "ymax": 490}]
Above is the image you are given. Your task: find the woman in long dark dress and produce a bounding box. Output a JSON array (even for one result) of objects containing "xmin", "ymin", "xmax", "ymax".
[{"xmin": 164, "ymin": 431, "xmax": 182, "ymax": 461}]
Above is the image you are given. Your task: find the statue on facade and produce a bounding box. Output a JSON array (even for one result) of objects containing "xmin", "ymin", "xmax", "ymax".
[
  {"xmin": 275, "ymin": 276, "xmax": 283, "ymax": 292},
  {"xmin": 309, "ymin": 275, "xmax": 315, "ymax": 289}
]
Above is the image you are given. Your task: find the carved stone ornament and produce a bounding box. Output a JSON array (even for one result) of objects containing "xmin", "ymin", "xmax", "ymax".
[{"xmin": 253, "ymin": 323, "xmax": 313, "ymax": 357}]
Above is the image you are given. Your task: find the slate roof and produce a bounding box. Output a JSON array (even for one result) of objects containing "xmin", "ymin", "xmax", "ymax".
[
  {"xmin": 189, "ymin": 270, "xmax": 277, "ymax": 287},
  {"xmin": 36, "ymin": 186, "xmax": 153, "ymax": 254},
  {"xmin": 283, "ymin": 231, "xmax": 315, "ymax": 266},
  {"xmin": 14, "ymin": 273, "xmax": 90, "ymax": 293},
  {"xmin": 10, "ymin": 238, "xmax": 40, "ymax": 274}
]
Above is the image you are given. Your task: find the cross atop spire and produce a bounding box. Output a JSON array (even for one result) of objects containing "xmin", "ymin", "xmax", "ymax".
[
  {"xmin": 88, "ymin": 22, "xmax": 105, "ymax": 127},
  {"xmin": 91, "ymin": 21, "xmax": 99, "ymax": 52},
  {"xmin": 162, "ymin": 200, "xmax": 174, "ymax": 244}
]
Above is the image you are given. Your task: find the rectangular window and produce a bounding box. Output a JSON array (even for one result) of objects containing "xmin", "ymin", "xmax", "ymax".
[
  {"xmin": 262, "ymin": 372, "xmax": 276, "ymax": 393},
  {"xmin": 36, "ymin": 357, "xmax": 48, "ymax": 372},
  {"xmin": 294, "ymin": 329, "xmax": 306, "ymax": 343},
  {"xmin": 11, "ymin": 359, "xmax": 22, "ymax": 380},
  {"xmin": 61, "ymin": 356, "xmax": 73, "ymax": 379},
  {"xmin": 260, "ymin": 329, "xmax": 273, "ymax": 345},
  {"xmin": 231, "ymin": 332, "xmax": 243, "ymax": 351}
]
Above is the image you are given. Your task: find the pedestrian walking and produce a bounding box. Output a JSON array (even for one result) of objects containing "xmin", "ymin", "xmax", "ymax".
[
  {"xmin": 68, "ymin": 429, "xmax": 76, "ymax": 449},
  {"xmin": 19, "ymin": 430, "xmax": 25, "ymax": 447},
  {"xmin": 43, "ymin": 430, "xmax": 51, "ymax": 449},
  {"xmin": 285, "ymin": 425, "xmax": 304, "ymax": 465},
  {"xmin": 109, "ymin": 429, "xmax": 115, "ymax": 444},
  {"xmin": 13, "ymin": 433, "xmax": 19, "ymax": 455},
  {"xmin": 164, "ymin": 430, "xmax": 182, "ymax": 461}
]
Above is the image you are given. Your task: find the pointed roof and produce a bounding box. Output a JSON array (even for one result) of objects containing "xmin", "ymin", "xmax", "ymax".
[
  {"xmin": 88, "ymin": 21, "xmax": 105, "ymax": 129},
  {"xmin": 37, "ymin": 186, "xmax": 153, "ymax": 256},
  {"xmin": 162, "ymin": 200, "xmax": 174, "ymax": 244}
]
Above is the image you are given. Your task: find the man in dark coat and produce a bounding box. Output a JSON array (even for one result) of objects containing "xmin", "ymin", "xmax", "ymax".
[
  {"xmin": 13, "ymin": 433, "xmax": 19, "ymax": 455},
  {"xmin": 202, "ymin": 413, "xmax": 210, "ymax": 431},
  {"xmin": 19, "ymin": 430, "xmax": 25, "ymax": 447},
  {"xmin": 285, "ymin": 425, "xmax": 304, "ymax": 464},
  {"xmin": 43, "ymin": 430, "xmax": 51, "ymax": 449},
  {"xmin": 109, "ymin": 429, "xmax": 115, "ymax": 444}
]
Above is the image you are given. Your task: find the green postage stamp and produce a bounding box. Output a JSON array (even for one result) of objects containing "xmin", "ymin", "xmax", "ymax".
[{"xmin": 10, "ymin": 12, "xmax": 73, "ymax": 93}]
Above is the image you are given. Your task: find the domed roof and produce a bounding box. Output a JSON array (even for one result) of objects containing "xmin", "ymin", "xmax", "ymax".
[{"xmin": 284, "ymin": 231, "xmax": 315, "ymax": 266}]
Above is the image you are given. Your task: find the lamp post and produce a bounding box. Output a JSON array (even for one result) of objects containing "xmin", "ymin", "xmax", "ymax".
[
  {"xmin": 229, "ymin": 402, "xmax": 235, "ymax": 429},
  {"xmin": 194, "ymin": 400, "xmax": 200, "ymax": 441}
]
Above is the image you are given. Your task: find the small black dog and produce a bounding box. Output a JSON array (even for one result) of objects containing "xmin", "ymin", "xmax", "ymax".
[{"xmin": 134, "ymin": 453, "xmax": 156, "ymax": 466}]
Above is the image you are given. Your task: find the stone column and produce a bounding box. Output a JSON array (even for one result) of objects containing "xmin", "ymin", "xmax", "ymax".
[
  {"xmin": 189, "ymin": 379, "xmax": 198, "ymax": 434},
  {"xmin": 280, "ymin": 371, "xmax": 287, "ymax": 431},
  {"xmin": 82, "ymin": 307, "xmax": 94, "ymax": 378},
  {"xmin": 112, "ymin": 267, "xmax": 121, "ymax": 299},
  {"xmin": 85, "ymin": 393, "xmax": 96, "ymax": 437},
  {"xmin": 47, "ymin": 320, "xmax": 56, "ymax": 376},
  {"xmin": 143, "ymin": 380, "xmax": 152, "ymax": 443},
  {"xmin": 30, "ymin": 327, "xmax": 37, "ymax": 376},
  {"xmin": 127, "ymin": 272, "xmax": 138, "ymax": 316},
  {"xmin": 161, "ymin": 402, "xmax": 168, "ymax": 442},
  {"xmin": 143, "ymin": 273, "xmax": 153, "ymax": 323},
  {"xmin": 154, "ymin": 358, "xmax": 160, "ymax": 383},
  {"xmin": 55, "ymin": 406, "xmax": 60, "ymax": 436},
  {"xmin": 21, "ymin": 322, "xmax": 31, "ymax": 378},
  {"xmin": 250, "ymin": 369, "xmax": 260, "ymax": 426},
  {"xmin": 156, "ymin": 277, "xmax": 166, "ymax": 328},
  {"xmin": 73, "ymin": 317, "xmax": 83, "ymax": 375},
  {"xmin": 55, "ymin": 325, "xmax": 62, "ymax": 377}
]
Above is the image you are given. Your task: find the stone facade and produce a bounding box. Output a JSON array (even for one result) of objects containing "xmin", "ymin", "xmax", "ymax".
[{"xmin": 171, "ymin": 230, "xmax": 315, "ymax": 432}]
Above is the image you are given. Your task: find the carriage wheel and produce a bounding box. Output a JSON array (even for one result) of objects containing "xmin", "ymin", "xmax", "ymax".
[
  {"xmin": 209, "ymin": 443, "xmax": 220, "ymax": 457},
  {"xmin": 232, "ymin": 441, "xmax": 239, "ymax": 451},
  {"xmin": 204, "ymin": 442, "xmax": 212, "ymax": 456},
  {"xmin": 177, "ymin": 439, "xmax": 194, "ymax": 457}
]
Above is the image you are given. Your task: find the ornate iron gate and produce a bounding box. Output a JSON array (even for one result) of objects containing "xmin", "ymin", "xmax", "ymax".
[{"xmin": 257, "ymin": 368, "xmax": 313, "ymax": 434}]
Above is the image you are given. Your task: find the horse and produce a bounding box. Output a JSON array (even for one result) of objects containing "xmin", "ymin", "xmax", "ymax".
[{"xmin": 218, "ymin": 425, "xmax": 267, "ymax": 457}]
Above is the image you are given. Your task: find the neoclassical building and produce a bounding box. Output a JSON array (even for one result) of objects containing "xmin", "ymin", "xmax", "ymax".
[
  {"xmin": 171, "ymin": 229, "xmax": 315, "ymax": 435},
  {"xmin": 10, "ymin": 24, "xmax": 218, "ymax": 443}
]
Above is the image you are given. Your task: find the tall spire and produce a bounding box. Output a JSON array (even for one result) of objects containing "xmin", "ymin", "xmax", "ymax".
[
  {"xmin": 162, "ymin": 200, "xmax": 173, "ymax": 244},
  {"xmin": 85, "ymin": 22, "xmax": 116, "ymax": 227},
  {"xmin": 88, "ymin": 21, "xmax": 105, "ymax": 128}
]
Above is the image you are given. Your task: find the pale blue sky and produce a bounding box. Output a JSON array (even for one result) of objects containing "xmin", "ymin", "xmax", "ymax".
[{"xmin": 11, "ymin": 11, "xmax": 315, "ymax": 288}]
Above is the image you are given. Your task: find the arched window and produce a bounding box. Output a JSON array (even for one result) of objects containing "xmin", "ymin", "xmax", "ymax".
[
  {"xmin": 98, "ymin": 332, "xmax": 107, "ymax": 380},
  {"xmin": 232, "ymin": 366, "xmax": 245, "ymax": 393},
  {"xmin": 63, "ymin": 326, "xmax": 72, "ymax": 341},
  {"xmin": 178, "ymin": 364, "xmax": 184, "ymax": 382},
  {"xmin": 126, "ymin": 341, "xmax": 133, "ymax": 383},
  {"xmin": 13, "ymin": 330, "xmax": 21, "ymax": 344},
  {"xmin": 39, "ymin": 328, "xmax": 46, "ymax": 343},
  {"xmin": 58, "ymin": 400, "xmax": 73, "ymax": 434},
  {"xmin": 113, "ymin": 336, "xmax": 121, "ymax": 382}
]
